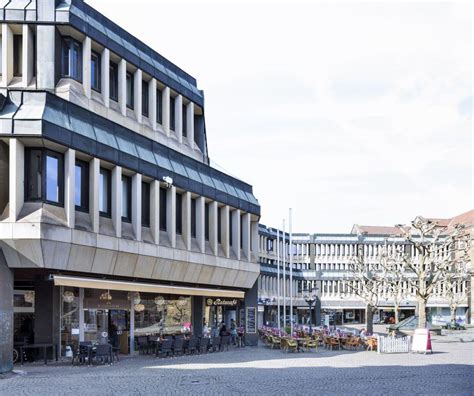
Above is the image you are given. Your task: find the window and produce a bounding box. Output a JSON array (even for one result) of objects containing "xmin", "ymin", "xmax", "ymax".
[
  {"xmin": 91, "ymin": 51, "xmax": 101, "ymax": 92},
  {"xmin": 191, "ymin": 198, "xmax": 196, "ymax": 238},
  {"xmin": 229, "ymin": 212, "xmax": 233, "ymax": 246},
  {"xmin": 99, "ymin": 168, "xmax": 111, "ymax": 217},
  {"xmin": 182, "ymin": 104, "xmax": 187, "ymax": 137},
  {"xmin": 159, "ymin": 187, "xmax": 167, "ymax": 231},
  {"xmin": 61, "ymin": 37, "xmax": 82, "ymax": 81},
  {"xmin": 109, "ymin": 62, "xmax": 118, "ymax": 101},
  {"xmin": 176, "ymin": 193, "xmax": 182, "ymax": 235},
  {"xmin": 156, "ymin": 88, "xmax": 163, "ymax": 124},
  {"xmin": 141, "ymin": 182, "xmax": 150, "ymax": 227},
  {"xmin": 217, "ymin": 207, "xmax": 222, "ymax": 244},
  {"xmin": 126, "ymin": 71, "xmax": 134, "ymax": 109},
  {"xmin": 204, "ymin": 202, "xmax": 209, "ymax": 241},
  {"xmin": 170, "ymin": 96, "xmax": 175, "ymax": 131},
  {"xmin": 240, "ymin": 215, "xmax": 243, "ymax": 249},
  {"xmin": 13, "ymin": 35, "xmax": 22, "ymax": 77},
  {"xmin": 25, "ymin": 148, "xmax": 64, "ymax": 205},
  {"xmin": 121, "ymin": 175, "xmax": 132, "ymax": 222},
  {"xmin": 75, "ymin": 160, "xmax": 89, "ymax": 211},
  {"xmin": 142, "ymin": 81, "xmax": 149, "ymax": 117}
]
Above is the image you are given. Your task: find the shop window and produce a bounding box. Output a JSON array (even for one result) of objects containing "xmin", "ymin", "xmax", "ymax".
[
  {"xmin": 75, "ymin": 159, "xmax": 89, "ymax": 211},
  {"xmin": 204, "ymin": 202, "xmax": 209, "ymax": 241},
  {"xmin": 61, "ymin": 37, "xmax": 82, "ymax": 81},
  {"xmin": 13, "ymin": 34, "xmax": 22, "ymax": 77},
  {"xmin": 182, "ymin": 104, "xmax": 187, "ymax": 137},
  {"xmin": 99, "ymin": 168, "xmax": 111, "ymax": 217},
  {"xmin": 141, "ymin": 181, "xmax": 150, "ymax": 227},
  {"xmin": 170, "ymin": 96, "xmax": 175, "ymax": 131},
  {"xmin": 217, "ymin": 207, "xmax": 222, "ymax": 243},
  {"xmin": 91, "ymin": 51, "xmax": 101, "ymax": 92},
  {"xmin": 159, "ymin": 187, "xmax": 167, "ymax": 231},
  {"xmin": 109, "ymin": 62, "xmax": 118, "ymax": 101},
  {"xmin": 121, "ymin": 175, "xmax": 132, "ymax": 222},
  {"xmin": 142, "ymin": 80, "xmax": 149, "ymax": 117},
  {"xmin": 156, "ymin": 88, "xmax": 163, "ymax": 124},
  {"xmin": 175, "ymin": 193, "xmax": 182, "ymax": 235},
  {"xmin": 25, "ymin": 148, "xmax": 64, "ymax": 205},
  {"xmin": 126, "ymin": 71, "xmax": 134, "ymax": 109},
  {"xmin": 191, "ymin": 198, "xmax": 196, "ymax": 238}
]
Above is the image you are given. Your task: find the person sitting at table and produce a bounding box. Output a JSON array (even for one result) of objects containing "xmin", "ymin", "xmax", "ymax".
[{"xmin": 359, "ymin": 328, "xmax": 368, "ymax": 339}]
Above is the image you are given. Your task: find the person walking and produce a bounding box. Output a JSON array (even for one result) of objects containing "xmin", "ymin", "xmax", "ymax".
[{"xmin": 230, "ymin": 319, "xmax": 238, "ymax": 345}]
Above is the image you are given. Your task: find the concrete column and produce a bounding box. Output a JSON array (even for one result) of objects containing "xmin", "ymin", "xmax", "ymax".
[
  {"xmin": 220, "ymin": 205, "xmax": 230, "ymax": 258},
  {"xmin": 162, "ymin": 87, "xmax": 170, "ymax": 136},
  {"xmin": 182, "ymin": 191, "xmax": 191, "ymax": 250},
  {"xmin": 9, "ymin": 139, "xmax": 24, "ymax": 221},
  {"xmin": 242, "ymin": 212, "xmax": 251, "ymax": 261},
  {"xmin": 112, "ymin": 166, "xmax": 122, "ymax": 238},
  {"xmin": 244, "ymin": 279, "xmax": 259, "ymax": 346},
  {"xmin": 78, "ymin": 288, "xmax": 84, "ymax": 342},
  {"xmin": 251, "ymin": 220, "xmax": 259, "ymax": 261},
  {"xmin": 2, "ymin": 24, "xmax": 13, "ymax": 86},
  {"xmin": 231, "ymin": 209, "xmax": 241, "ymax": 260},
  {"xmin": 82, "ymin": 36, "xmax": 91, "ymax": 98},
  {"xmin": 118, "ymin": 59, "xmax": 127, "ymax": 116},
  {"xmin": 129, "ymin": 296, "xmax": 135, "ymax": 354},
  {"xmin": 0, "ymin": 251, "xmax": 13, "ymax": 373},
  {"xmin": 209, "ymin": 201, "xmax": 218, "ymax": 255},
  {"xmin": 132, "ymin": 173, "xmax": 142, "ymax": 241},
  {"xmin": 101, "ymin": 48, "xmax": 110, "ymax": 107},
  {"xmin": 149, "ymin": 79, "xmax": 157, "ymax": 129},
  {"xmin": 36, "ymin": 25, "xmax": 55, "ymax": 90},
  {"xmin": 89, "ymin": 158, "xmax": 100, "ymax": 233},
  {"xmin": 150, "ymin": 180, "xmax": 160, "ymax": 244},
  {"xmin": 196, "ymin": 197, "xmax": 205, "ymax": 253},
  {"xmin": 134, "ymin": 69, "xmax": 142, "ymax": 123},
  {"xmin": 166, "ymin": 186, "xmax": 176, "ymax": 248},
  {"xmin": 64, "ymin": 148, "xmax": 75, "ymax": 228},
  {"xmin": 22, "ymin": 24, "xmax": 33, "ymax": 87},
  {"xmin": 186, "ymin": 102, "xmax": 194, "ymax": 148},
  {"xmin": 175, "ymin": 95, "xmax": 183, "ymax": 143},
  {"xmin": 192, "ymin": 296, "xmax": 204, "ymax": 337}
]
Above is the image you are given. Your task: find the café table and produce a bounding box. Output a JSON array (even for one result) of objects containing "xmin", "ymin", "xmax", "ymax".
[{"xmin": 20, "ymin": 343, "xmax": 58, "ymax": 365}]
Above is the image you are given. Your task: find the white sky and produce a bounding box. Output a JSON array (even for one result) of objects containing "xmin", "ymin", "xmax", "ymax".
[{"xmin": 88, "ymin": 0, "xmax": 473, "ymax": 233}]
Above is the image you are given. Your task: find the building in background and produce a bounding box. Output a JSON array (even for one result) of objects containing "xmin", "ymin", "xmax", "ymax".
[
  {"xmin": 0, "ymin": 0, "xmax": 260, "ymax": 373},
  {"xmin": 257, "ymin": 210, "xmax": 473, "ymax": 329}
]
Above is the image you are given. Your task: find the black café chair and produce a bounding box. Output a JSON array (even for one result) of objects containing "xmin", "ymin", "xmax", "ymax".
[
  {"xmin": 199, "ymin": 337, "xmax": 210, "ymax": 354},
  {"xmin": 173, "ymin": 337, "xmax": 184, "ymax": 356},
  {"xmin": 211, "ymin": 336, "xmax": 221, "ymax": 352},
  {"xmin": 185, "ymin": 338, "xmax": 198, "ymax": 355},
  {"xmin": 137, "ymin": 336, "xmax": 150, "ymax": 355},
  {"xmin": 156, "ymin": 339, "xmax": 173, "ymax": 358},
  {"xmin": 73, "ymin": 342, "xmax": 93, "ymax": 365},
  {"xmin": 92, "ymin": 344, "xmax": 112, "ymax": 365},
  {"xmin": 221, "ymin": 336, "xmax": 230, "ymax": 351}
]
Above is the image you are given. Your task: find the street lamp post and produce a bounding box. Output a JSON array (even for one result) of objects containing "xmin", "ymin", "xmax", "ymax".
[{"xmin": 304, "ymin": 292, "xmax": 317, "ymax": 334}]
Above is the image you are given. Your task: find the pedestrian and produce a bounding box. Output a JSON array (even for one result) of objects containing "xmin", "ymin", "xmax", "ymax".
[
  {"xmin": 219, "ymin": 321, "xmax": 227, "ymax": 337},
  {"xmin": 230, "ymin": 319, "xmax": 238, "ymax": 345},
  {"xmin": 202, "ymin": 320, "xmax": 210, "ymax": 338}
]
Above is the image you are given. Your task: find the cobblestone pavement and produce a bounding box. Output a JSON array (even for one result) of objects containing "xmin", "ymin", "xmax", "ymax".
[{"xmin": 0, "ymin": 338, "xmax": 472, "ymax": 396}]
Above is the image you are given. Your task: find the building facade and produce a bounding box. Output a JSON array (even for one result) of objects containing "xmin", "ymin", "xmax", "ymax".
[
  {"xmin": 257, "ymin": 211, "xmax": 472, "ymax": 329},
  {"xmin": 0, "ymin": 0, "xmax": 261, "ymax": 373}
]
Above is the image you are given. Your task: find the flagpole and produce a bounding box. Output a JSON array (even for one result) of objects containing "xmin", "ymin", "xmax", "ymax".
[
  {"xmin": 282, "ymin": 219, "xmax": 286, "ymax": 332},
  {"xmin": 289, "ymin": 208, "xmax": 293, "ymax": 336},
  {"xmin": 276, "ymin": 228, "xmax": 280, "ymax": 332}
]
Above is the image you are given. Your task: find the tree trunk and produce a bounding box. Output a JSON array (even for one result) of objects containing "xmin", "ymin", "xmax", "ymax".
[
  {"xmin": 366, "ymin": 305, "xmax": 374, "ymax": 334},
  {"xmin": 417, "ymin": 298, "xmax": 427, "ymax": 328},
  {"xmin": 450, "ymin": 305, "xmax": 457, "ymax": 326},
  {"xmin": 394, "ymin": 305, "xmax": 400, "ymax": 324}
]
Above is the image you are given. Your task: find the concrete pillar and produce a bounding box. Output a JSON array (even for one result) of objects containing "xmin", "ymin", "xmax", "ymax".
[
  {"xmin": 129, "ymin": 296, "xmax": 135, "ymax": 354},
  {"xmin": 209, "ymin": 201, "xmax": 218, "ymax": 255},
  {"xmin": 251, "ymin": 220, "xmax": 259, "ymax": 261},
  {"xmin": 36, "ymin": 0, "xmax": 56, "ymax": 21},
  {"xmin": 242, "ymin": 213, "xmax": 251, "ymax": 261},
  {"xmin": 231, "ymin": 209, "xmax": 241, "ymax": 260},
  {"xmin": 192, "ymin": 296, "xmax": 204, "ymax": 337},
  {"xmin": 149, "ymin": 79, "xmax": 157, "ymax": 129},
  {"xmin": 186, "ymin": 102, "xmax": 194, "ymax": 148},
  {"xmin": 82, "ymin": 36, "xmax": 91, "ymax": 98},
  {"xmin": 196, "ymin": 197, "xmax": 205, "ymax": 253},
  {"xmin": 1, "ymin": 24, "xmax": 13, "ymax": 86},
  {"xmin": 166, "ymin": 186, "xmax": 176, "ymax": 248},
  {"xmin": 36, "ymin": 25, "xmax": 55, "ymax": 90},
  {"xmin": 22, "ymin": 24, "xmax": 34, "ymax": 87},
  {"xmin": 101, "ymin": 48, "xmax": 110, "ymax": 107},
  {"xmin": 34, "ymin": 280, "xmax": 60, "ymax": 349},
  {"xmin": 221, "ymin": 205, "xmax": 230, "ymax": 258},
  {"xmin": 78, "ymin": 288, "xmax": 84, "ymax": 342},
  {"xmin": 112, "ymin": 166, "xmax": 122, "ymax": 238},
  {"xmin": 134, "ymin": 69, "xmax": 142, "ymax": 123},
  {"xmin": 9, "ymin": 139, "xmax": 24, "ymax": 221},
  {"xmin": 150, "ymin": 180, "xmax": 160, "ymax": 244},
  {"xmin": 0, "ymin": 251, "xmax": 13, "ymax": 373},
  {"xmin": 118, "ymin": 59, "xmax": 127, "ymax": 116},
  {"xmin": 162, "ymin": 87, "xmax": 170, "ymax": 136},
  {"xmin": 244, "ymin": 279, "xmax": 259, "ymax": 346},
  {"xmin": 175, "ymin": 95, "xmax": 183, "ymax": 143},
  {"xmin": 64, "ymin": 148, "xmax": 75, "ymax": 228},
  {"xmin": 89, "ymin": 158, "xmax": 100, "ymax": 233},
  {"xmin": 132, "ymin": 173, "xmax": 142, "ymax": 241},
  {"xmin": 182, "ymin": 191, "xmax": 191, "ymax": 250}
]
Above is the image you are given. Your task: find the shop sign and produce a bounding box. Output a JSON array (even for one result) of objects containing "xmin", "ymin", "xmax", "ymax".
[
  {"xmin": 206, "ymin": 298, "xmax": 238, "ymax": 306},
  {"xmin": 257, "ymin": 305, "xmax": 265, "ymax": 312}
]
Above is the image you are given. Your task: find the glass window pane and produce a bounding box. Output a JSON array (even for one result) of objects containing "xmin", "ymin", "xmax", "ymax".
[
  {"xmin": 75, "ymin": 164, "xmax": 82, "ymax": 206},
  {"xmin": 121, "ymin": 176, "xmax": 130, "ymax": 219},
  {"xmin": 46, "ymin": 155, "xmax": 59, "ymax": 202},
  {"xmin": 27, "ymin": 149, "xmax": 42, "ymax": 200},
  {"xmin": 99, "ymin": 169, "xmax": 109, "ymax": 213}
]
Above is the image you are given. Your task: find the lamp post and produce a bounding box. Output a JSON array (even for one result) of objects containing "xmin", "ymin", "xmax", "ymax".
[{"xmin": 304, "ymin": 292, "xmax": 317, "ymax": 334}]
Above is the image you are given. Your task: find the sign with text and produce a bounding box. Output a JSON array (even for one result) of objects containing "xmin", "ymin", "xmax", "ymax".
[
  {"xmin": 411, "ymin": 328, "xmax": 433, "ymax": 354},
  {"xmin": 246, "ymin": 307, "xmax": 257, "ymax": 334},
  {"xmin": 206, "ymin": 298, "xmax": 238, "ymax": 306}
]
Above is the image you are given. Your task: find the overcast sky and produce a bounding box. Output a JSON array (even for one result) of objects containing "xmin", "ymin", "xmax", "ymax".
[{"xmin": 88, "ymin": 0, "xmax": 472, "ymax": 233}]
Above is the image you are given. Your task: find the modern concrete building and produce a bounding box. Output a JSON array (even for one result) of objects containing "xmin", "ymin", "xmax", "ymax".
[
  {"xmin": 257, "ymin": 210, "xmax": 473, "ymax": 329},
  {"xmin": 0, "ymin": 0, "xmax": 260, "ymax": 373}
]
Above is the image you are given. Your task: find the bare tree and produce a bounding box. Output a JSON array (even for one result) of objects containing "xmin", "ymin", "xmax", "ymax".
[
  {"xmin": 443, "ymin": 261, "xmax": 470, "ymax": 326},
  {"xmin": 393, "ymin": 216, "xmax": 471, "ymax": 328}
]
